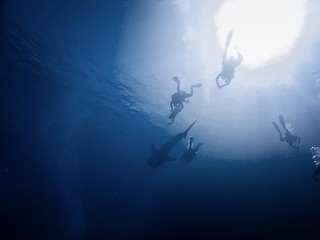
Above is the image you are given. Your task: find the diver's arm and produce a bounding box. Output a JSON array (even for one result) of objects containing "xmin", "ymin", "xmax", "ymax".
[
  {"xmin": 294, "ymin": 136, "xmax": 301, "ymax": 150},
  {"xmin": 194, "ymin": 143, "xmax": 203, "ymax": 152},
  {"xmin": 176, "ymin": 79, "xmax": 181, "ymax": 92},
  {"xmin": 170, "ymin": 101, "xmax": 174, "ymax": 111}
]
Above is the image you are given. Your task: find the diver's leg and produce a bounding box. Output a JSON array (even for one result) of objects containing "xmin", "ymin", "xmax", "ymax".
[
  {"xmin": 225, "ymin": 31, "xmax": 233, "ymax": 48},
  {"xmin": 278, "ymin": 115, "xmax": 289, "ymax": 132},
  {"xmin": 171, "ymin": 112, "xmax": 177, "ymax": 124},
  {"xmin": 168, "ymin": 103, "xmax": 183, "ymax": 124},
  {"xmin": 168, "ymin": 117, "xmax": 174, "ymax": 124},
  {"xmin": 168, "ymin": 110, "xmax": 174, "ymax": 124},
  {"xmin": 216, "ymin": 72, "xmax": 222, "ymax": 88},
  {"xmin": 179, "ymin": 103, "xmax": 184, "ymax": 111},
  {"xmin": 294, "ymin": 136, "xmax": 301, "ymax": 150},
  {"xmin": 289, "ymin": 142, "xmax": 299, "ymax": 150}
]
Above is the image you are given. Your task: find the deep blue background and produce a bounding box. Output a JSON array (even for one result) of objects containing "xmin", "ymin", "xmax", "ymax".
[{"xmin": 1, "ymin": 1, "xmax": 320, "ymax": 239}]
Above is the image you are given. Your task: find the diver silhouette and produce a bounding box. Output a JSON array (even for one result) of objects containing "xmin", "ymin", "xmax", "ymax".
[
  {"xmin": 147, "ymin": 120, "xmax": 197, "ymax": 168},
  {"xmin": 311, "ymin": 147, "xmax": 320, "ymax": 182},
  {"xmin": 180, "ymin": 136, "xmax": 203, "ymax": 165},
  {"xmin": 216, "ymin": 30, "xmax": 243, "ymax": 89},
  {"xmin": 169, "ymin": 76, "xmax": 202, "ymax": 124},
  {"xmin": 272, "ymin": 115, "xmax": 301, "ymax": 150}
]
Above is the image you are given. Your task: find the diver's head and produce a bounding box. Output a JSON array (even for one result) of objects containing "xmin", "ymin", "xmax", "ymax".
[
  {"xmin": 189, "ymin": 136, "xmax": 194, "ymax": 143},
  {"xmin": 173, "ymin": 76, "xmax": 179, "ymax": 81}
]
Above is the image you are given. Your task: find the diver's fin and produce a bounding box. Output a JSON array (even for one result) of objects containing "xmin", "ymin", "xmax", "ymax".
[
  {"xmin": 217, "ymin": 78, "xmax": 231, "ymax": 89},
  {"xmin": 279, "ymin": 115, "xmax": 286, "ymax": 130},
  {"xmin": 272, "ymin": 121, "xmax": 282, "ymax": 135},
  {"xmin": 183, "ymin": 119, "xmax": 197, "ymax": 138},
  {"xmin": 151, "ymin": 144, "xmax": 157, "ymax": 154},
  {"xmin": 167, "ymin": 156, "xmax": 177, "ymax": 161},
  {"xmin": 225, "ymin": 30, "xmax": 233, "ymax": 48}
]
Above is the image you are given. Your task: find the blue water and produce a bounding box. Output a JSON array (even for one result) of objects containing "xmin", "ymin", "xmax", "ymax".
[{"xmin": 1, "ymin": 1, "xmax": 320, "ymax": 239}]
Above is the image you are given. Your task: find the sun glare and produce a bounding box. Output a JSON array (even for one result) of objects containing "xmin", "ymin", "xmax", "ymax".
[{"xmin": 214, "ymin": 0, "xmax": 307, "ymax": 69}]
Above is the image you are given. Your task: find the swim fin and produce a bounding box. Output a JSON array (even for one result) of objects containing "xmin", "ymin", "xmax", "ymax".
[
  {"xmin": 225, "ymin": 30, "xmax": 233, "ymax": 48},
  {"xmin": 279, "ymin": 115, "xmax": 286, "ymax": 130}
]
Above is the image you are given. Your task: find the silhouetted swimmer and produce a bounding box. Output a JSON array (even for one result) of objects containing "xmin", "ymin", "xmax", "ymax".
[
  {"xmin": 180, "ymin": 136, "xmax": 203, "ymax": 165},
  {"xmin": 272, "ymin": 115, "xmax": 301, "ymax": 150},
  {"xmin": 311, "ymin": 147, "xmax": 320, "ymax": 182},
  {"xmin": 169, "ymin": 76, "xmax": 202, "ymax": 124},
  {"xmin": 147, "ymin": 120, "xmax": 197, "ymax": 168},
  {"xmin": 216, "ymin": 31, "xmax": 243, "ymax": 89}
]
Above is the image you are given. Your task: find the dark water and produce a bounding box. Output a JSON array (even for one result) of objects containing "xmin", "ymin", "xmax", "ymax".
[{"xmin": 1, "ymin": 1, "xmax": 320, "ymax": 239}]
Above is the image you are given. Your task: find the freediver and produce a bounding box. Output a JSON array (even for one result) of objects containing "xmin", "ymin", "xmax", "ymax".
[
  {"xmin": 311, "ymin": 147, "xmax": 320, "ymax": 182},
  {"xmin": 272, "ymin": 115, "xmax": 301, "ymax": 150},
  {"xmin": 180, "ymin": 136, "xmax": 203, "ymax": 165},
  {"xmin": 169, "ymin": 76, "xmax": 202, "ymax": 124},
  {"xmin": 216, "ymin": 30, "xmax": 243, "ymax": 89}
]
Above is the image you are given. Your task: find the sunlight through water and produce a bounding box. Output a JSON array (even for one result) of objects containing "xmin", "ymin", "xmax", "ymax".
[
  {"xmin": 214, "ymin": 0, "xmax": 307, "ymax": 69},
  {"xmin": 117, "ymin": 0, "xmax": 320, "ymax": 160}
]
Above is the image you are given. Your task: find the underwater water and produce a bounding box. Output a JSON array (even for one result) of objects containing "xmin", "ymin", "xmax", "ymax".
[{"xmin": 1, "ymin": 0, "xmax": 320, "ymax": 239}]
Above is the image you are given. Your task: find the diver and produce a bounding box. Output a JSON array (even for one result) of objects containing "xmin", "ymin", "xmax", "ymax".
[
  {"xmin": 216, "ymin": 30, "xmax": 243, "ymax": 89},
  {"xmin": 180, "ymin": 136, "xmax": 203, "ymax": 165},
  {"xmin": 311, "ymin": 147, "xmax": 320, "ymax": 182},
  {"xmin": 147, "ymin": 120, "xmax": 197, "ymax": 168},
  {"xmin": 169, "ymin": 76, "xmax": 202, "ymax": 124},
  {"xmin": 272, "ymin": 115, "xmax": 301, "ymax": 150}
]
